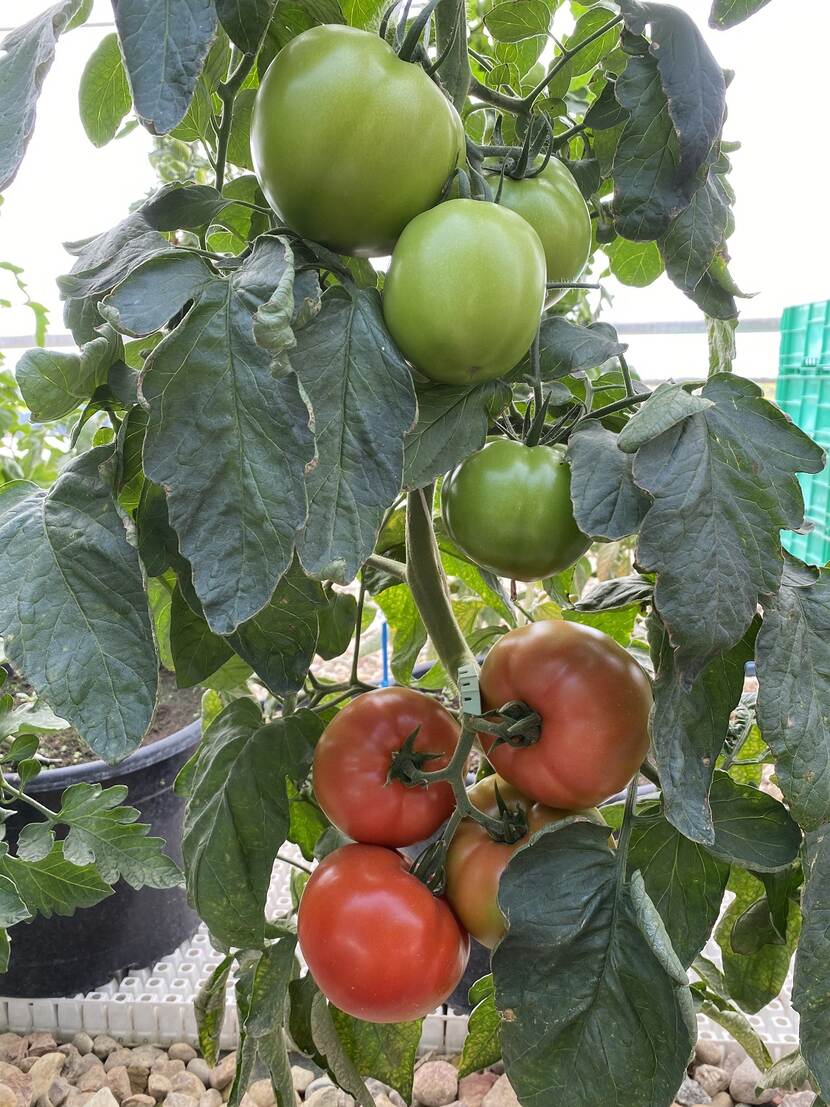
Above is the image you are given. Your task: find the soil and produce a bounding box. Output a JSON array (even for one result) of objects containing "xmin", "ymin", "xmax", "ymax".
[{"xmin": 7, "ymin": 669, "xmax": 202, "ymax": 769}]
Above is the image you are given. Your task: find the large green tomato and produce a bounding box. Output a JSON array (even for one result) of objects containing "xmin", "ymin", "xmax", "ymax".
[
  {"xmin": 441, "ymin": 439, "xmax": 591, "ymax": 580},
  {"xmin": 383, "ymin": 199, "xmax": 546, "ymax": 385},
  {"xmin": 250, "ymin": 26, "xmax": 465, "ymax": 257},
  {"xmin": 498, "ymin": 159, "xmax": 592, "ymax": 302}
]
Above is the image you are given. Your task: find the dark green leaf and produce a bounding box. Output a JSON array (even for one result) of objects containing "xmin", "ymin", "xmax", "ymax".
[
  {"xmin": 182, "ymin": 699, "xmax": 316, "ymax": 947},
  {"xmin": 567, "ymin": 421, "xmax": 650, "ymax": 540},
  {"xmin": 374, "ymin": 584, "xmax": 426, "ymax": 684},
  {"xmin": 605, "ymin": 237, "xmax": 664, "ymax": 286},
  {"xmin": 629, "ymin": 803, "xmax": 729, "ymax": 967},
  {"xmin": 216, "ymin": 0, "xmax": 276, "ymax": 53},
  {"xmin": 575, "ymin": 574, "xmax": 654, "ymax": 612},
  {"xmin": 515, "ymin": 317, "xmax": 626, "ymax": 382},
  {"xmin": 57, "ymin": 781, "xmax": 182, "ymax": 889},
  {"xmin": 756, "ymin": 561, "xmax": 830, "ymax": 830},
  {"xmin": 494, "ymin": 822, "xmax": 695, "ymax": 1107},
  {"xmin": 287, "ymin": 781, "xmax": 330, "ymax": 861},
  {"xmin": 0, "ymin": 841, "xmax": 112, "ymax": 919},
  {"xmin": 793, "ymin": 828, "xmax": 830, "ymax": 1097},
  {"xmin": 0, "ymin": 449, "xmax": 158, "ymax": 763},
  {"xmin": 0, "ymin": 872, "xmax": 32, "ymax": 928},
  {"xmin": 261, "ymin": 0, "xmax": 345, "ymax": 69},
  {"xmin": 709, "ymin": 0, "xmax": 772, "ymax": 28},
  {"xmin": 612, "ymin": 54, "xmax": 698, "ymax": 240},
  {"xmin": 171, "ymin": 585, "xmax": 234, "ymax": 687},
  {"xmin": 634, "ymin": 374, "xmax": 824, "ymax": 683},
  {"xmin": 620, "ymin": 3, "xmax": 726, "ymax": 178},
  {"xmin": 706, "ymin": 770, "xmax": 802, "ymax": 871},
  {"xmin": 316, "ymin": 588, "xmax": 358, "ymax": 661},
  {"xmin": 648, "ymin": 612, "xmax": 755, "ymax": 845},
  {"xmin": 660, "ymin": 156, "xmax": 733, "ymax": 305},
  {"xmin": 404, "ymin": 380, "xmax": 509, "ymax": 490},
  {"xmin": 307, "ymin": 993, "xmax": 374, "ymax": 1107},
  {"xmin": 291, "ymin": 287, "xmax": 416, "ymax": 583},
  {"xmin": 16, "ymin": 328, "xmax": 120, "ymax": 422},
  {"xmin": 59, "ymin": 211, "xmax": 170, "ymax": 301},
  {"xmin": 78, "ymin": 32, "xmax": 131, "ymax": 147},
  {"xmin": 459, "ymin": 976, "xmax": 502, "ymax": 1078},
  {"xmin": 142, "ymin": 183, "xmax": 232, "ymax": 231},
  {"xmin": 435, "ymin": 0, "xmax": 470, "ymax": 109},
  {"xmin": 112, "ymin": 0, "xmax": 217, "ymax": 134},
  {"xmin": 106, "ymin": 239, "xmax": 314, "ymax": 634},
  {"xmin": 0, "ymin": 0, "xmax": 82, "ymax": 191},
  {"xmin": 137, "ymin": 480, "xmax": 181, "ymax": 577},
  {"xmin": 617, "ymin": 381, "xmax": 713, "ymax": 452},
  {"xmin": 195, "ymin": 954, "xmax": 233, "ymax": 1066},
  {"xmin": 328, "ymin": 1008, "xmax": 422, "ymax": 1104},
  {"xmin": 584, "ymin": 78, "xmax": 628, "ymax": 130},
  {"xmin": 484, "ymin": 0, "xmax": 551, "ymax": 42},
  {"xmin": 231, "ymin": 939, "xmax": 297, "ymax": 1107}
]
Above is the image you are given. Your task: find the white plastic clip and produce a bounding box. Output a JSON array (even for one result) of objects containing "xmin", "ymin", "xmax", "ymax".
[{"xmin": 457, "ymin": 662, "xmax": 481, "ymax": 717}]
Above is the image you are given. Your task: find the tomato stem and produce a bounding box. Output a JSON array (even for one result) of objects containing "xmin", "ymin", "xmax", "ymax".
[
  {"xmin": 521, "ymin": 14, "xmax": 624, "ymax": 111},
  {"xmin": 214, "ymin": 48, "xmax": 256, "ymax": 193},
  {"xmin": 0, "ymin": 773, "xmax": 57, "ymax": 822},
  {"xmin": 364, "ymin": 554, "xmax": 407, "ymax": 581},
  {"xmin": 616, "ymin": 775, "xmax": 640, "ymax": 881},
  {"xmin": 350, "ymin": 579, "xmax": 367, "ymax": 685}
]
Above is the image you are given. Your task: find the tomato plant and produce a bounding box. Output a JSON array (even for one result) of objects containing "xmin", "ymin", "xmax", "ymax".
[
  {"xmin": 1, "ymin": 1, "xmax": 826, "ymax": 1106},
  {"xmin": 383, "ymin": 198, "xmax": 546, "ymax": 384},
  {"xmin": 297, "ymin": 843, "xmax": 470, "ymax": 1021},
  {"xmin": 313, "ymin": 686, "xmax": 459, "ymax": 846},
  {"xmin": 441, "ymin": 439, "xmax": 590, "ymax": 580}
]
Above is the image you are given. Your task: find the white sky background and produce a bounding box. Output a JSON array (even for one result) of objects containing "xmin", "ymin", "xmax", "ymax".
[{"xmin": 1, "ymin": 0, "xmax": 829, "ymax": 380}]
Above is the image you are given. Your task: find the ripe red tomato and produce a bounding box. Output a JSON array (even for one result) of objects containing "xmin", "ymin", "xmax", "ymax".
[
  {"xmin": 313, "ymin": 687, "xmax": 459, "ymax": 846},
  {"xmin": 445, "ymin": 775, "xmax": 600, "ymax": 948},
  {"xmin": 297, "ymin": 844, "xmax": 470, "ymax": 1021},
  {"xmin": 479, "ymin": 621, "xmax": 652, "ymax": 808}
]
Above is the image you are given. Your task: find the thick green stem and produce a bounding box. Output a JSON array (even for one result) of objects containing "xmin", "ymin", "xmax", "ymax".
[
  {"xmin": 364, "ymin": 553, "xmax": 408, "ymax": 581},
  {"xmin": 584, "ymin": 389, "xmax": 652, "ymax": 422},
  {"xmin": 350, "ymin": 579, "xmax": 367, "ymax": 685},
  {"xmin": 214, "ymin": 49, "xmax": 255, "ymax": 192},
  {"xmin": 406, "ymin": 486, "xmax": 476, "ymax": 685}
]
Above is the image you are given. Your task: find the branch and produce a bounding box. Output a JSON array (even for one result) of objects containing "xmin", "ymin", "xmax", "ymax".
[
  {"xmin": 214, "ymin": 49, "xmax": 256, "ymax": 192},
  {"xmin": 364, "ymin": 553, "xmax": 408, "ymax": 581}
]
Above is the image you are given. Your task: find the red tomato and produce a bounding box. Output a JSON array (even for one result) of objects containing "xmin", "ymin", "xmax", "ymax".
[
  {"xmin": 445, "ymin": 775, "xmax": 596, "ymax": 948},
  {"xmin": 313, "ymin": 687, "xmax": 459, "ymax": 846},
  {"xmin": 297, "ymin": 844, "xmax": 470, "ymax": 1021},
  {"xmin": 478, "ymin": 621, "xmax": 652, "ymax": 808}
]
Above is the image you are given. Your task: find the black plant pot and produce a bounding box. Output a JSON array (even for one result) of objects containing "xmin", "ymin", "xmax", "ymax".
[{"xmin": 1, "ymin": 721, "xmax": 202, "ymax": 998}]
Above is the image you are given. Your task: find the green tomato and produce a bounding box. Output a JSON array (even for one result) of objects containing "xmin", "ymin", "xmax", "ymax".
[
  {"xmin": 383, "ymin": 199, "xmax": 546, "ymax": 385},
  {"xmin": 498, "ymin": 159, "xmax": 592, "ymax": 303},
  {"xmin": 250, "ymin": 25, "xmax": 465, "ymax": 258},
  {"xmin": 441, "ymin": 439, "xmax": 591, "ymax": 581}
]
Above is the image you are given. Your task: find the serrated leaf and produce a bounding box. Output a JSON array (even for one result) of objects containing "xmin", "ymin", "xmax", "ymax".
[
  {"xmin": 459, "ymin": 976, "xmax": 502, "ymax": 1078},
  {"xmin": 0, "ymin": 841, "xmax": 112, "ymax": 919},
  {"xmin": 756, "ymin": 560, "xmax": 830, "ymax": 831},
  {"xmin": 634, "ymin": 374, "xmax": 825, "ymax": 683},
  {"xmin": 112, "ymin": 0, "xmax": 217, "ymax": 135},
  {"xmin": 57, "ymin": 781, "xmax": 182, "ymax": 889},
  {"xmin": 493, "ymin": 822, "xmax": 695, "ymax": 1107},
  {"xmin": 484, "ymin": 0, "xmax": 552, "ymax": 42},
  {"xmin": 648, "ymin": 612, "xmax": 755, "ymax": 845},
  {"xmin": 196, "ymin": 954, "xmax": 233, "ymax": 1067},
  {"xmin": 605, "ymin": 237, "xmax": 664, "ymax": 286},
  {"xmin": 404, "ymin": 380, "xmax": 509, "ymax": 490},
  {"xmin": 0, "ymin": 449, "xmax": 158, "ymax": 763},
  {"xmin": 292, "ymin": 287, "xmax": 416, "ymax": 583},
  {"xmin": 567, "ymin": 421, "xmax": 650, "ymax": 540},
  {"xmin": 328, "ymin": 1008, "xmax": 422, "ymax": 1104},
  {"xmin": 620, "ymin": 2, "xmax": 726, "ymax": 178},
  {"xmin": 231, "ymin": 939, "xmax": 297, "ymax": 1107},
  {"xmin": 78, "ymin": 32, "xmax": 131, "ymax": 147},
  {"xmin": 182, "ymin": 699, "xmax": 319, "ymax": 947},
  {"xmin": 513, "ymin": 317, "xmax": 626, "ymax": 382},
  {"xmin": 793, "ymin": 828, "xmax": 830, "ymax": 1097},
  {"xmin": 106, "ymin": 239, "xmax": 314, "ymax": 635},
  {"xmin": 618, "ymin": 381, "xmax": 713, "ymax": 452},
  {"xmin": 709, "ymin": 0, "xmax": 772, "ymax": 29},
  {"xmin": 0, "ymin": 0, "xmax": 83, "ymax": 192}
]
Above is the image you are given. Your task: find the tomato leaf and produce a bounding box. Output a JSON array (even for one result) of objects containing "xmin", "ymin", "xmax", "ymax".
[
  {"xmin": 404, "ymin": 380, "xmax": 509, "ymax": 491},
  {"xmin": 435, "ymin": 0, "xmax": 470, "ymax": 109},
  {"xmin": 706, "ymin": 771, "xmax": 802, "ymax": 872},
  {"xmin": 634, "ymin": 374, "xmax": 825, "ymax": 684},
  {"xmin": 56, "ymin": 781, "xmax": 182, "ymax": 889},
  {"xmin": 112, "ymin": 0, "xmax": 217, "ymax": 135},
  {"xmin": 605, "ymin": 237, "xmax": 664, "ymax": 287},
  {"xmin": 105, "ymin": 239, "xmax": 314, "ymax": 635},
  {"xmin": 0, "ymin": 873, "xmax": 32, "ymax": 929},
  {"xmin": 230, "ymin": 939, "xmax": 297, "ymax": 1107},
  {"xmin": 709, "ymin": 0, "xmax": 772, "ymax": 28},
  {"xmin": 484, "ymin": 0, "xmax": 552, "ymax": 42},
  {"xmin": 514, "ymin": 317, "xmax": 626, "ymax": 382},
  {"xmin": 574, "ymin": 574, "xmax": 654, "ymax": 612},
  {"xmin": 59, "ymin": 210, "xmax": 171, "ymax": 303},
  {"xmin": 316, "ymin": 588, "xmax": 358, "ymax": 661},
  {"xmin": 0, "ymin": 841, "xmax": 112, "ymax": 919},
  {"xmin": 629, "ymin": 802, "xmax": 730, "ymax": 968},
  {"xmin": 617, "ymin": 381, "xmax": 713, "ymax": 453},
  {"xmin": 78, "ymin": 32, "xmax": 132, "ymax": 147},
  {"xmin": 0, "ymin": 448, "xmax": 158, "ymax": 763},
  {"xmin": 307, "ymin": 992, "xmax": 374, "ymax": 1107},
  {"xmin": 756, "ymin": 559, "xmax": 830, "ymax": 831},
  {"xmin": 194, "ymin": 954, "xmax": 233, "ymax": 1067},
  {"xmin": 494, "ymin": 821, "xmax": 695, "ymax": 1107},
  {"xmin": 690, "ymin": 958, "xmax": 772, "ymax": 1069},
  {"xmin": 291, "ymin": 287, "xmax": 416, "ymax": 584},
  {"xmin": 182, "ymin": 701, "xmax": 321, "ymax": 947},
  {"xmin": 564, "ymin": 6, "xmax": 620, "ymax": 76},
  {"xmin": 215, "ymin": 0, "xmax": 276, "ymax": 54},
  {"xmin": 0, "ymin": 0, "xmax": 83, "ymax": 191},
  {"xmin": 374, "ymin": 584, "xmax": 427, "ymax": 684},
  {"xmin": 171, "ymin": 585, "xmax": 234, "ymax": 688},
  {"xmin": 793, "ymin": 829, "xmax": 830, "ymax": 1097},
  {"xmin": 648, "ymin": 612, "xmax": 755, "ymax": 846},
  {"xmin": 142, "ymin": 183, "xmax": 233, "ymax": 231},
  {"xmin": 619, "ymin": 2, "xmax": 726, "ymax": 179},
  {"xmin": 16, "ymin": 326, "xmax": 121, "ymax": 422},
  {"xmin": 567, "ymin": 422, "xmax": 650, "ymax": 540},
  {"xmin": 459, "ymin": 975, "xmax": 502, "ymax": 1078},
  {"xmin": 328, "ymin": 1007, "xmax": 422, "ymax": 1104}
]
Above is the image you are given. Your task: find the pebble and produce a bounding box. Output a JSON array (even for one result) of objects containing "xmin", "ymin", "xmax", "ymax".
[
  {"xmin": 695, "ymin": 1067, "xmax": 731, "ymax": 1097},
  {"xmin": 50, "ymin": 1077, "xmax": 72, "ymax": 1107},
  {"xmin": 104, "ymin": 1056, "xmax": 132, "ymax": 1076},
  {"xmin": 364, "ymin": 1080, "xmax": 405, "ymax": 1107},
  {"xmin": 147, "ymin": 1075, "xmax": 171, "ymax": 1102},
  {"xmin": 0, "ymin": 1039, "xmax": 25, "ymax": 1068},
  {"xmin": 458, "ymin": 1072, "xmax": 499, "ymax": 1107},
  {"xmin": 30, "ymin": 1053, "xmax": 67, "ymax": 1104},
  {"xmin": 72, "ymin": 1038, "xmax": 94, "ymax": 1059},
  {"xmin": 186, "ymin": 1063, "xmax": 211, "ymax": 1089},
  {"xmin": 77, "ymin": 1070, "xmax": 108, "ymax": 1095},
  {"xmin": 165, "ymin": 1095, "xmax": 199, "ymax": 1107},
  {"xmin": 696, "ymin": 1042, "xmax": 727, "ymax": 1068},
  {"xmin": 123, "ymin": 1097, "xmax": 155, "ymax": 1107},
  {"xmin": 105, "ymin": 1068, "xmax": 133, "ymax": 1105},
  {"xmin": 66, "ymin": 1093, "xmax": 93, "ymax": 1107},
  {"xmin": 150, "ymin": 1063, "xmax": 184, "ymax": 1080},
  {"xmin": 481, "ymin": 1074, "xmax": 521, "ymax": 1107},
  {"xmin": 198, "ymin": 1093, "xmax": 222, "ymax": 1107},
  {"xmin": 92, "ymin": 1041, "xmax": 120, "ymax": 1063},
  {"xmin": 85, "ymin": 1090, "xmax": 120, "ymax": 1107},
  {"xmin": 0, "ymin": 1061, "xmax": 31, "ymax": 1103},
  {"xmin": 291, "ymin": 1068, "xmax": 315, "ymax": 1095},
  {"xmin": 245, "ymin": 1081, "xmax": 274, "ymax": 1107},
  {"xmin": 208, "ymin": 1058, "xmax": 236, "ymax": 1094},
  {"xmin": 168, "ymin": 1048, "xmax": 196, "ymax": 1066},
  {"xmin": 18, "ymin": 1061, "xmax": 37, "ymax": 1076},
  {"xmin": 303, "ymin": 1090, "xmax": 353, "ymax": 1107},
  {"xmin": 730, "ymin": 1060, "xmax": 778, "ymax": 1106},
  {"xmin": 676, "ymin": 1078, "xmax": 711, "ymax": 1106},
  {"xmin": 709, "ymin": 1095, "xmax": 734, "ymax": 1107},
  {"xmin": 172, "ymin": 1075, "xmax": 206, "ymax": 1100},
  {"xmin": 129, "ymin": 1053, "xmax": 164, "ymax": 1072},
  {"xmin": 125, "ymin": 1066, "xmax": 150, "ymax": 1097},
  {"xmin": 721, "ymin": 1046, "xmax": 749, "ymax": 1078},
  {"xmin": 779, "ymin": 1095, "xmax": 815, "ymax": 1107},
  {"xmin": 0, "ymin": 1086, "xmax": 15, "ymax": 1107},
  {"xmin": 412, "ymin": 1061, "xmax": 459, "ymax": 1107},
  {"xmin": 28, "ymin": 1036, "xmax": 58, "ymax": 1060},
  {"xmin": 303, "ymin": 1078, "xmax": 333, "ymax": 1099}
]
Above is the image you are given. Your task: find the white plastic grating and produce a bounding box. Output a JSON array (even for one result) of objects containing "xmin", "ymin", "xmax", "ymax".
[{"xmin": 0, "ymin": 850, "xmax": 800, "ymax": 1059}]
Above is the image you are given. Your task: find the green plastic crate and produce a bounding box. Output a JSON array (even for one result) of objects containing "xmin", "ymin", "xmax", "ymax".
[{"xmin": 776, "ymin": 300, "xmax": 830, "ymax": 566}]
